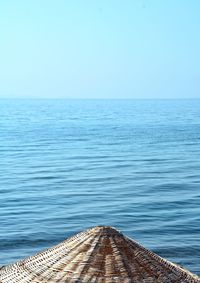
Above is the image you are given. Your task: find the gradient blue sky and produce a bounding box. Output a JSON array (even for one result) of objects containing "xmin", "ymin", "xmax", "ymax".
[{"xmin": 0, "ymin": 0, "xmax": 200, "ymax": 99}]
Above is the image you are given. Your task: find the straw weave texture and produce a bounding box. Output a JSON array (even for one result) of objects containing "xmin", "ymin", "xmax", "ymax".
[{"xmin": 0, "ymin": 226, "xmax": 199, "ymax": 282}]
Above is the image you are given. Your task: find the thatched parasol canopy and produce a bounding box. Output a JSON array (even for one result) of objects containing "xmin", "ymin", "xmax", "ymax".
[{"xmin": 0, "ymin": 226, "xmax": 199, "ymax": 282}]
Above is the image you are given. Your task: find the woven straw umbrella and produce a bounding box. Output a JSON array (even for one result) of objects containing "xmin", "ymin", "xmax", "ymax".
[{"xmin": 0, "ymin": 226, "xmax": 199, "ymax": 282}]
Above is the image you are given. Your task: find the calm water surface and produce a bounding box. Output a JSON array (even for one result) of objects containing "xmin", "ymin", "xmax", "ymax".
[{"xmin": 0, "ymin": 99, "xmax": 200, "ymax": 274}]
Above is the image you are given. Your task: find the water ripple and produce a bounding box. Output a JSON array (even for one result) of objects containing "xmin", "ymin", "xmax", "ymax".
[{"xmin": 0, "ymin": 99, "xmax": 200, "ymax": 274}]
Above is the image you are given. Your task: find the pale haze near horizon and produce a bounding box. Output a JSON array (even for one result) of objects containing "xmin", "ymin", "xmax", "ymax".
[{"xmin": 0, "ymin": 0, "xmax": 200, "ymax": 99}]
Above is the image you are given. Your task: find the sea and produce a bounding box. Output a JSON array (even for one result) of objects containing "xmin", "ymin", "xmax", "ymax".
[{"xmin": 0, "ymin": 99, "xmax": 199, "ymax": 275}]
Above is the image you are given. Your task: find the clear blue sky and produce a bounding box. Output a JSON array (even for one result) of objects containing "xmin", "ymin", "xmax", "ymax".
[{"xmin": 0, "ymin": 0, "xmax": 200, "ymax": 99}]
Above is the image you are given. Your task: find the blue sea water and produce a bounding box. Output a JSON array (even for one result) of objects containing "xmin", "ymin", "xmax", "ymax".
[{"xmin": 0, "ymin": 99, "xmax": 199, "ymax": 275}]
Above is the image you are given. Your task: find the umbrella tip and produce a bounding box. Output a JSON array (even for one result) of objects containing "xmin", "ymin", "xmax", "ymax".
[{"xmin": 89, "ymin": 225, "xmax": 122, "ymax": 235}]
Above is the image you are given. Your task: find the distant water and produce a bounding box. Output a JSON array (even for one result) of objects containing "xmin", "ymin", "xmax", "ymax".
[{"xmin": 0, "ymin": 99, "xmax": 200, "ymax": 275}]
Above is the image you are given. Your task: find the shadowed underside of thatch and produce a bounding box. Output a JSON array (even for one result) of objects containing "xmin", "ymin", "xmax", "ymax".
[{"xmin": 0, "ymin": 226, "xmax": 199, "ymax": 283}]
